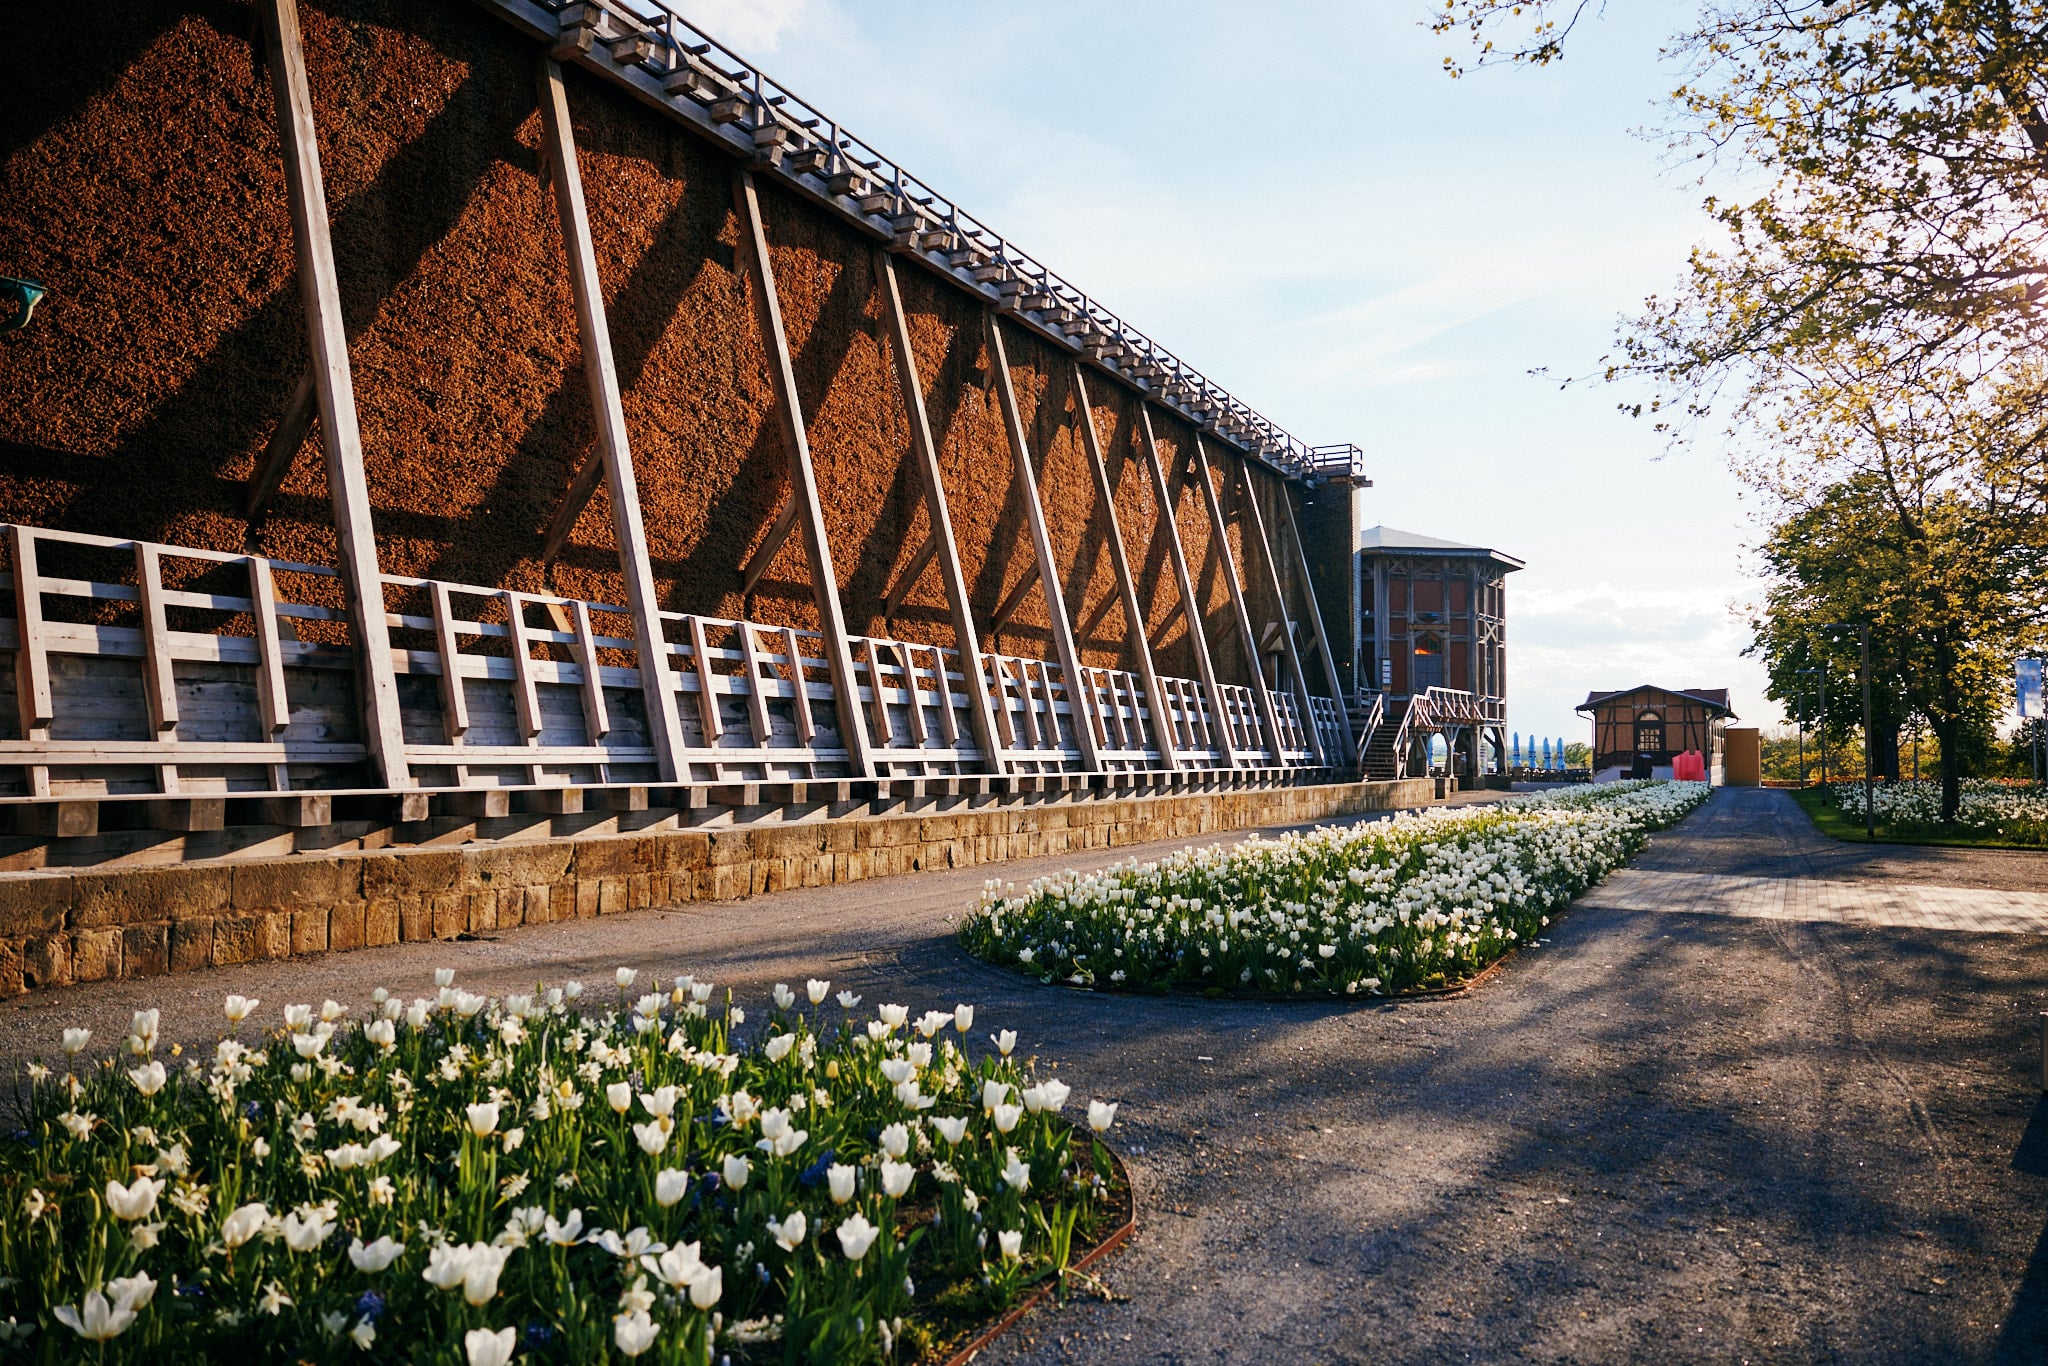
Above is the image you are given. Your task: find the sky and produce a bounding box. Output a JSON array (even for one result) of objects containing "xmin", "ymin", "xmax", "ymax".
[{"xmin": 686, "ymin": 0, "xmax": 1776, "ymax": 748}]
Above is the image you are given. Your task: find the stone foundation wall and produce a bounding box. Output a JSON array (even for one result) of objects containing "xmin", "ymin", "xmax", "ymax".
[{"xmin": 0, "ymin": 779, "xmax": 1435, "ymax": 994}]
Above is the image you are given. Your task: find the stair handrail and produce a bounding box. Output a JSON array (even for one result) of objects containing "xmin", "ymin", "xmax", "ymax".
[{"xmin": 1350, "ymin": 688, "xmax": 1386, "ymax": 768}]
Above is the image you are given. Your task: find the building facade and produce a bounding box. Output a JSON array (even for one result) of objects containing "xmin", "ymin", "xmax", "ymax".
[{"xmin": 1577, "ymin": 686, "xmax": 1736, "ymax": 784}]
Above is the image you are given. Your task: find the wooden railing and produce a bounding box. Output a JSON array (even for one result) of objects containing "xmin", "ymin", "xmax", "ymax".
[{"xmin": 0, "ymin": 526, "xmax": 1347, "ymax": 798}]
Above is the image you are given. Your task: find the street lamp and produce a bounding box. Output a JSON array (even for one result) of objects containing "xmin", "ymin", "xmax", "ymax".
[{"xmin": 1824, "ymin": 623, "xmax": 1875, "ymax": 838}]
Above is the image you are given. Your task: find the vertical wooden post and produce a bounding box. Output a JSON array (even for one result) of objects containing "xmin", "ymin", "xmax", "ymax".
[
  {"xmin": 246, "ymin": 557, "xmax": 292, "ymax": 735},
  {"xmin": 876, "ymin": 252, "xmax": 1003, "ymax": 773},
  {"xmin": 1137, "ymin": 406, "xmax": 1236, "ymax": 767},
  {"xmin": 984, "ymin": 314, "xmax": 1102, "ymax": 773},
  {"xmin": 1231, "ymin": 456, "xmax": 1327, "ymax": 764},
  {"xmin": 429, "ymin": 580, "xmax": 469, "ymax": 741},
  {"xmin": 133, "ymin": 544, "xmax": 179, "ymax": 735},
  {"xmin": 732, "ymin": 168, "xmax": 874, "ymax": 777},
  {"xmin": 258, "ymin": 0, "xmax": 409, "ymax": 790},
  {"xmin": 537, "ymin": 57, "xmax": 685, "ymax": 783},
  {"xmin": 1276, "ymin": 485, "xmax": 1355, "ymax": 756},
  {"xmin": 1189, "ymin": 434, "xmax": 1285, "ymax": 765},
  {"xmin": 1071, "ymin": 366, "xmax": 1178, "ymax": 770}
]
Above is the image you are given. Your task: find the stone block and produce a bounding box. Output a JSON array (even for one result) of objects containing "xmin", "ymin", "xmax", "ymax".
[
  {"xmin": 574, "ymin": 836, "xmax": 653, "ymax": 879},
  {"xmin": 464, "ymin": 890, "xmax": 495, "ymax": 934},
  {"xmin": 360, "ymin": 850, "xmax": 464, "ymax": 901},
  {"xmin": 291, "ymin": 906, "xmax": 329, "ymax": 956},
  {"xmin": 71, "ymin": 865, "xmax": 230, "ymax": 929},
  {"xmin": 70, "ymin": 927, "xmax": 120, "ymax": 982},
  {"xmin": 365, "ymin": 901, "xmax": 400, "ymax": 948},
  {"xmin": 211, "ymin": 915, "xmax": 258, "ymax": 967},
  {"xmin": 259, "ymin": 911, "xmax": 294, "ymax": 961},
  {"xmin": 231, "ymin": 857, "xmax": 356, "ymax": 914},
  {"xmin": 706, "ymin": 831, "xmax": 753, "ymax": 867},
  {"xmin": 170, "ymin": 917, "xmax": 213, "ymax": 973},
  {"xmin": 431, "ymin": 893, "xmax": 464, "ymax": 940},
  {"xmin": 463, "ymin": 842, "xmax": 574, "ymax": 892},
  {"xmin": 328, "ymin": 901, "xmax": 366, "ymax": 954},
  {"xmin": 0, "ymin": 874, "xmax": 72, "ymax": 937},
  {"xmin": 121, "ymin": 921, "xmax": 169, "ymax": 978},
  {"xmin": 628, "ymin": 873, "xmax": 652, "ymax": 909},
  {"xmin": 524, "ymin": 885, "xmax": 552, "ymax": 926},
  {"xmin": 399, "ymin": 897, "xmax": 434, "ymax": 943},
  {"xmin": 575, "ymin": 880, "xmax": 601, "ymax": 919},
  {"xmin": 598, "ymin": 878, "xmax": 629, "ymax": 916},
  {"xmin": 22, "ymin": 933, "xmax": 70, "ymax": 990},
  {"xmin": 0, "ymin": 939, "xmax": 22, "ymax": 996},
  {"xmin": 551, "ymin": 883, "xmax": 577, "ymax": 921}
]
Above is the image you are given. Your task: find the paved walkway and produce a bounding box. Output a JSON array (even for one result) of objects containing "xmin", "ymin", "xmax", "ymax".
[
  {"xmin": 6, "ymin": 786, "xmax": 2048, "ymax": 1362},
  {"xmin": 1583, "ymin": 868, "xmax": 2048, "ymax": 934}
]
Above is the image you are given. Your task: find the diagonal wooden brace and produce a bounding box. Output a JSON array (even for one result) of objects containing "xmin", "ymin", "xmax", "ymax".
[
  {"xmin": 883, "ymin": 531, "xmax": 940, "ymax": 618},
  {"xmin": 246, "ymin": 367, "xmax": 317, "ymax": 523},
  {"xmin": 740, "ymin": 494, "xmax": 799, "ymax": 597}
]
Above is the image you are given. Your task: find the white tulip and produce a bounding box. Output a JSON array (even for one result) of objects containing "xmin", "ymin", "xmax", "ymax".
[
  {"xmin": 632, "ymin": 1121, "xmax": 668, "ymax": 1156},
  {"xmin": 880, "ymin": 1159, "xmax": 915, "ymax": 1198},
  {"xmin": 772, "ymin": 983, "xmax": 796, "ymax": 1010},
  {"xmin": 1087, "ymin": 1100, "xmax": 1118, "ymax": 1133},
  {"xmin": 879, "ymin": 1122, "xmax": 911, "ymax": 1159},
  {"xmin": 61, "ymin": 1027, "xmax": 90, "ymax": 1055},
  {"xmin": 1002, "ymin": 1151, "xmax": 1031, "ymax": 1192},
  {"xmin": 126, "ymin": 1061, "xmax": 167, "ymax": 1097},
  {"xmin": 836, "ymin": 991, "xmax": 862, "ymax": 1009},
  {"xmin": 806, "ymin": 979, "xmax": 831, "ymax": 1004},
  {"xmin": 614, "ymin": 1310, "xmax": 659, "ymax": 1358},
  {"xmin": 981, "ymin": 1080, "xmax": 1010, "ymax": 1113},
  {"xmin": 544, "ymin": 1209, "xmax": 585, "ymax": 1246},
  {"xmin": 768, "ymin": 1209, "xmax": 807, "ymax": 1251},
  {"xmin": 104, "ymin": 1175, "xmax": 162, "ymax": 1222},
  {"xmin": 463, "ymin": 1325, "xmax": 515, "ymax": 1366},
  {"xmin": 639, "ymin": 1085, "xmax": 679, "ymax": 1119},
  {"xmin": 688, "ymin": 1263, "xmax": 723, "ymax": 1310},
  {"xmin": 763, "ymin": 1033, "xmax": 796, "ymax": 1063},
  {"xmin": 835, "ymin": 1211, "xmax": 880, "ymax": 1261},
  {"xmin": 282, "ymin": 1209, "xmax": 333, "ymax": 1253},
  {"xmin": 721, "ymin": 1153, "xmax": 750, "ymax": 1190},
  {"xmin": 932, "ymin": 1115, "xmax": 969, "ymax": 1145},
  {"xmin": 616, "ymin": 967, "xmax": 637, "ymax": 988},
  {"xmin": 219, "ymin": 1201, "xmax": 268, "ymax": 1249},
  {"xmin": 435, "ymin": 968, "xmax": 456, "ymax": 988},
  {"xmin": 878, "ymin": 1003, "xmax": 908, "ymax": 1030},
  {"xmin": 283, "ymin": 1004, "xmax": 312, "ymax": 1031},
  {"xmin": 654, "ymin": 1168, "xmax": 688, "ymax": 1207},
  {"xmin": 954, "ymin": 1004, "xmax": 974, "ymax": 1033},
  {"xmin": 991, "ymin": 1030, "xmax": 1018, "ymax": 1057},
  {"xmin": 348, "ymin": 1235, "xmax": 406, "ymax": 1272},
  {"xmin": 605, "ymin": 1081, "xmax": 633, "ymax": 1114},
  {"xmin": 1039, "ymin": 1078, "xmax": 1071, "ymax": 1112},
  {"xmin": 827, "ymin": 1163, "xmax": 857, "ymax": 1204},
  {"xmin": 997, "ymin": 1228, "xmax": 1024, "ymax": 1262},
  {"xmin": 465, "ymin": 1102, "xmax": 500, "ymax": 1138}
]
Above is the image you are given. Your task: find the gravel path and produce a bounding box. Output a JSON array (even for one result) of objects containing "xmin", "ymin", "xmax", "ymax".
[{"xmin": 7, "ymin": 786, "xmax": 2046, "ymax": 1362}]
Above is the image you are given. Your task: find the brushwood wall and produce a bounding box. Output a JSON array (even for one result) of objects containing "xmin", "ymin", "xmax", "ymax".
[{"xmin": 0, "ymin": 0, "xmax": 1312, "ymax": 694}]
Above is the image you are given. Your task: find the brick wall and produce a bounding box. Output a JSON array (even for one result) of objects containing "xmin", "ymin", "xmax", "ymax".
[{"xmin": 0, "ymin": 779, "xmax": 1434, "ymax": 994}]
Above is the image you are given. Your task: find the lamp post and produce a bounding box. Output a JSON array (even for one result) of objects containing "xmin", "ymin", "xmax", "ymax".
[
  {"xmin": 1825, "ymin": 623, "xmax": 1875, "ymax": 838},
  {"xmin": 1793, "ymin": 667, "xmax": 1821, "ymax": 788}
]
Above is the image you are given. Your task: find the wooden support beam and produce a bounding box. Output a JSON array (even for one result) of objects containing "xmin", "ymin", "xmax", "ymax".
[
  {"xmin": 736, "ymin": 622, "xmax": 773, "ymax": 744},
  {"xmin": 8, "ymin": 528, "xmax": 51, "ymax": 741},
  {"xmin": 1190, "ymin": 433, "xmax": 1285, "ymax": 763},
  {"xmin": 733, "ymin": 167, "xmax": 874, "ymax": 777},
  {"xmin": 780, "ymin": 625, "xmax": 815, "ymax": 743},
  {"xmin": 133, "ymin": 544, "xmax": 179, "ymax": 735},
  {"xmin": 901, "ymin": 644, "xmax": 929, "ymax": 746},
  {"xmin": 540, "ymin": 445, "xmax": 604, "ymax": 568},
  {"xmin": 259, "ymin": 0, "xmax": 409, "ymax": 790},
  {"xmin": 985, "ymin": 562, "xmax": 1039, "ymax": 637},
  {"xmin": 1073, "ymin": 364, "xmax": 1178, "ymax": 769},
  {"xmin": 1138, "ymin": 406, "xmax": 1237, "ymax": 766},
  {"xmin": 250, "ymin": 793, "xmax": 331, "ymax": 827},
  {"xmin": 13, "ymin": 801, "xmax": 97, "ymax": 840},
  {"xmin": 245, "ymin": 367, "xmax": 316, "ymax": 523},
  {"xmin": 882, "ymin": 530, "xmax": 939, "ymax": 618},
  {"xmin": 985, "ymin": 312, "xmax": 1101, "ymax": 772},
  {"xmin": 862, "ymin": 637, "xmax": 893, "ymax": 748},
  {"xmin": 538, "ymin": 55, "xmax": 688, "ymax": 783},
  {"xmin": 687, "ymin": 615, "xmax": 723, "ymax": 740},
  {"xmin": 739, "ymin": 495, "xmax": 798, "ymax": 598},
  {"xmin": 1231, "ymin": 453, "xmax": 1326, "ymax": 763},
  {"xmin": 1276, "ymin": 483, "xmax": 1355, "ymax": 756},
  {"xmin": 144, "ymin": 798, "xmax": 225, "ymax": 833}
]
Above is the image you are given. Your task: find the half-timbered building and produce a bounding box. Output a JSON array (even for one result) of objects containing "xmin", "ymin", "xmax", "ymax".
[{"xmin": 1577, "ymin": 686, "xmax": 1736, "ymax": 783}]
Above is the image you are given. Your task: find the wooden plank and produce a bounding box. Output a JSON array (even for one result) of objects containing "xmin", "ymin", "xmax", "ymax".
[
  {"xmin": 780, "ymin": 625, "xmax": 815, "ymax": 743},
  {"xmin": 986, "ymin": 562, "xmax": 1039, "ymax": 637},
  {"xmin": 251, "ymin": 793, "xmax": 331, "ymax": 827},
  {"xmin": 259, "ymin": 0, "xmax": 409, "ymax": 790},
  {"xmin": 571, "ymin": 598, "xmax": 611, "ymax": 741},
  {"xmin": 900, "ymin": 644, "xmax": 929, "ymax": 746},
  {"xmin": 987, "ymin": 656, "xmax": 1017, "ymax": 749},
  {"xmin": 734, "ymin": 168, "xmax": 873, "ymax": 777},
  {"xmin": 1137, "ymin": 407, "xmax": 1238, "ymax": 766},
  {"xmin": 686, "ymin": 615, "xmax": 724, "ymax": 740},
  {"xmin": 539, "ymin": 445, "xmax": 604, "ymax": 568},
  {"xmin": 501, "ymin": 591, "xmax": 543, "ymax": 740},
  {"xmin": 9, "ymin": 527, "xmax": 52, "ymax": 737},
  {"xmin": 429, "ymin": 581, "xmax": 469, "ymax": 740},
  {"xmin": 1012, "ymin": 659, "xmax": 1042, "ymax": 749},
  {"xmin": 984, "ymin": 312, "xmax": 1101, "ymax": 772},
  {"xmin": 739, "ymin": 495, "xmax": 798, "ymax": 597},
  {"xmin": 245, "ymin": 367, "xmax": 316, "ymax": 522},
  {"xmin": 928, "ymin": 644, "xmax": 959, "ymax": 746},
  {"xmin": 1231, "ymin": 453, "xmax": 1325, "ymax": 763},
  {"xmin": 1190, "ymin": 434, "xmax": 1285, "ymax": 764},
  {"xmin": 1072, "ymin": 364, "xmax": 1178, "ymax": 769},
  {"xmin": 736, "ymin": 622, "xmax": 773, "ymax": 745},
  {"xmin": 862, "ymin": 637, "xmax": 893, "ymax": 748},
  {"xmin": 133, "ymin": 543, "xmax": 180, "ymax": 735},
  {"xmin": 882, "ymin": 531, "xmax": 939, "ymax": 618},
  {"xmin": 538, "ymin": 56, "xmax": 688, "ymax": 782},
  {"xmin": 1276, "ymin": 483, "xmax": 1354, "ymax": 756},
  {"xmin": 246, "ymin": 557, "xmax": 291, "ymax": 734}
]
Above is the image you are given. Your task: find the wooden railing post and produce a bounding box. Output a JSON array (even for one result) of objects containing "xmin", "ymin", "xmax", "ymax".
[
  {"xmin": 537, "ymin": 56, "xmax": 686, "ymax": 782},
  {"xmin": 258, "ymin": 0, "xmax": 409, "ymax": 789},
  {"xmin": 1072, "ymin": 366, "xmax": 1178, "ymax": 770},
  {"xmin": 877, "ymin": 252, "xmax": 1004, "ymax": 774},
  {"xmin": 732, "ymin": 168, "xmax": 874, "ymax": 777},
  {"xmin": 1138, "ymin": 407, "xmax": 1237, "ymax": 767},
  {"xmin": 1231, "ymin": 454, "xmax": 1326, "ymax": 764},
  {"xmin": 985, "ymin": 314, "xmax": 1102, "ymax": 774}
]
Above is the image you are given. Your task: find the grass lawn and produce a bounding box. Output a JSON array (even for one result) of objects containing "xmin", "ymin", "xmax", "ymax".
[{"xmin": 1789, "ymin": 784, "xmax": 2048, "ymax": 851}]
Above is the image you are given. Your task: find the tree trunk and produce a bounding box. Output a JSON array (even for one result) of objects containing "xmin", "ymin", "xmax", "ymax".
[{"xmin": 1872, "ymin": 719, "xmax": 1901, "ymax": 781}]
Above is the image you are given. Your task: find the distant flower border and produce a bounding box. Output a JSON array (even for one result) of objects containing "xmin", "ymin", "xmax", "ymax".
[
  {"xmin": 957, "ymin": 781, "xmax": 1710, "ymax": 999},
  {"xmin": 0, "ymin": 974, "xmax": 1130, "ymax": 1364}
]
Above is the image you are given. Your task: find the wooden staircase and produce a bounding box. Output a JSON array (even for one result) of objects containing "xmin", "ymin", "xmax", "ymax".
[{"xmin": 1351, "ymin": 693, "xmax": 1406, "ymax": 780}]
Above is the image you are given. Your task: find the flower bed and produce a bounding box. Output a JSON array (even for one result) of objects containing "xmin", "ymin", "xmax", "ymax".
[
  {"xmin": 1823, "ymin": 779, "xmax": 2048, "ymax": 845},
  {"xmin": 0, "ymin": 976, "xmax": 1125, "ymax": 1364},
  {"xmin": 958, "ymin": 781, "xmax": 1711, "ymax": 997}
]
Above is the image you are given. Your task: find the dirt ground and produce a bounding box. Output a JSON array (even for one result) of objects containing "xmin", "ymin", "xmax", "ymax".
[{"xmin": 5, "ymin": 786, "xmax": 2045, "ymax": 1363}]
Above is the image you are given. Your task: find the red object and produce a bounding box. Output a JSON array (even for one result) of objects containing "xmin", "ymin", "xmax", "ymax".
[{"xmin": 1671, "ymin": 750, "xmax": 1706, "ymax": 781}]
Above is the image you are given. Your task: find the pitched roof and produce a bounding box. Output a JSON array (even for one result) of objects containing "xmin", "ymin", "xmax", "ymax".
[
  {"xmin": 1576, "ymin": 685, "xmax": 1738, "ymax": 719},
  {"xmin": 1357, "ymin": 526, "xmax": 1525, "ymax": 570}
]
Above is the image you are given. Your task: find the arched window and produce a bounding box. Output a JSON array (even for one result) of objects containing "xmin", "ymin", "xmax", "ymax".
[
  {"xmin": 1412, "ymin": 633, "xmax": 1444, "ymax": 693},
  {"xmin": 1633, "ymin": 710, "xmax": 1665, "ymax": 753}
]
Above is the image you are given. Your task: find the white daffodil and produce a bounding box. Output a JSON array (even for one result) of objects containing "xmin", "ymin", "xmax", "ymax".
[{"xmin": 543, "ymin": 1209, "xmax": 585, "ymax": 1246}]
